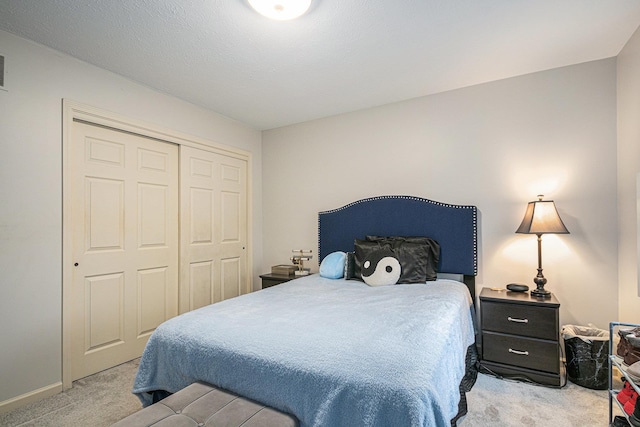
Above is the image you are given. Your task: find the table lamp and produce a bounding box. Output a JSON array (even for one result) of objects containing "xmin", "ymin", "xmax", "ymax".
[{"xmin": 515, "ymin": 195, "xmax": 569, "ymax": 298}]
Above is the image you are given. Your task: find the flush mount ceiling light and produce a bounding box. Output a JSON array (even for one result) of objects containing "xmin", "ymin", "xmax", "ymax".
[{"xmin": 248, "ymin": 0, "xmax": 312, "ymax": 21}]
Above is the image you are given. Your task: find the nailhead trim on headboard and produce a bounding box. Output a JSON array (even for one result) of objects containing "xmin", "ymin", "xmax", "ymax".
[
  {"xmin": 319, "ymin": 195, "xmax": 476, "ymax": 214},
  {"xmin": 318, "ymin": 195, "xmax": 478, "ymax": 275}
]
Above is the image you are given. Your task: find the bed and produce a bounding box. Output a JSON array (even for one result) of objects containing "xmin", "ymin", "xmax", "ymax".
[{"xmin": 133, "ymin": 195, "xmax": 479, "ymax": 427}]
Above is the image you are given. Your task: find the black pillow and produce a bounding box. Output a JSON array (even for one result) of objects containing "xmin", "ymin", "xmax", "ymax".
[
  {"xmin": 366, "ymin": 236, "xmax": 440, "ymax": 281},
  {"xmin": 353, "ymin": 239, "xmax": 383, "ymax": 281},
  {"xmin": 344, "ymin": 252, "xmax": 356, "ymax": 279},
  {"xmin": 353, "ymin": 238, "xmax": 432, "ymax": 284}
]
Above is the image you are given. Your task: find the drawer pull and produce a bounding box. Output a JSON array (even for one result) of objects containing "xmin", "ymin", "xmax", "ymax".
[
  {"xmin": 507, "ymin": 316, "xmax": 529, "ymax": 324},
  {"xmin": 508, "ymin": 348, "xmax": 529, "ymax": 356}
]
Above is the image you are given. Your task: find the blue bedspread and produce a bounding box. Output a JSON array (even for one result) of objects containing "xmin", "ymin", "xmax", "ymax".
[{"xmin": 133, "ymin": 276, "xmax": 475, "ymax": 427}]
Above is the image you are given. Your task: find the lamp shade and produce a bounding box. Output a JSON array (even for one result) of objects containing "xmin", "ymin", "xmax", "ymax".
[{"xmin": 516, "ymin": 195, "xmax": 569, "ymax": 235}]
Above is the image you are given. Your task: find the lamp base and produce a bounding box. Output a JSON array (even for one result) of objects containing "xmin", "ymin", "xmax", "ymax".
[
  {"xmin": 530, "ymin": 287, "xmax": 551, "ymax": 298},
  {"xmin": 531, "ymin": 267, "xmax": 550, "ymax": 298}
]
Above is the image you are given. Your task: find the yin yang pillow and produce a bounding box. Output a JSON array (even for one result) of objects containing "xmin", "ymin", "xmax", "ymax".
[
  {"xmin": 366, "ymin": 235, "xmax": 440, "ymax": 281},
  {"xmin": 353, "ymin": 238, "xmax": 437, "ymax": 284},
  {"xmin": 361, "ymin": 249, "xmax": 401, "ymax": 286}
]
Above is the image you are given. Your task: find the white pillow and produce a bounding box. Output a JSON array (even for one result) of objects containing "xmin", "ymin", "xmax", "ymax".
[{"xmin": 361, "ymin": 249, "xmax": 401, "ymax": 286}]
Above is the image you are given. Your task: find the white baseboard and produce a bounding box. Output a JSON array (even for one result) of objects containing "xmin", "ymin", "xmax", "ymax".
[{"xmin": 0, "ymin": 382, "xmax": 63, "ymax": 414}]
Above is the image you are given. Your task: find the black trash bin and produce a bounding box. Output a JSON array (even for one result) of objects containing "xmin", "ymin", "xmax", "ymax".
[{"xmin": 562, "ymin": 325, "xmax": 609, "ymax": 390}]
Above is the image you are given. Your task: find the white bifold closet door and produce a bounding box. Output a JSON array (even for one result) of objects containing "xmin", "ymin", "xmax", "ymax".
[
  {"xmin": 68, "ymin": 121, "xmax": 249, "ymax": 382},
  {"xmin": 179, "ymin": 146, "xmax": 249, "ymax": 314},
  {"xmin": 69, "ymin": 121, "xmax": 179, "ymax": 381}
]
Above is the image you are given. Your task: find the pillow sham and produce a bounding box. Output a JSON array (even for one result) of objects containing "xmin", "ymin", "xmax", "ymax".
[
  {"xmin": 344, "ymin": 252, "xmax": 356, "ymax": 279},
  {"xmin": 365, "ymin": 235, "xmax": 440, "ymax": 281},
  {"xmin": 319, "ymin": 251, "xmax": 347, "ymax": 279}
]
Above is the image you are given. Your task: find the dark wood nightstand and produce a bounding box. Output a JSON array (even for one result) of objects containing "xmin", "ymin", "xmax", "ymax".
[
  {"xmin": 479, "ymin": 287, "xmax": 564, "ymax": 387},
  {"xmin": 259, "ymin": 273, "xmax": 299, "ymax": 289}
]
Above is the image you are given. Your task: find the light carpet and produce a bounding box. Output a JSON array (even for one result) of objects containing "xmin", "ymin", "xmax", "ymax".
[
  {"xmin": 0, "ymin": 359, "xmax": 613, "ymax": 426},
  {"xmin": 462, "ymin": 373, "xmax": 610, "ymax": 426}
]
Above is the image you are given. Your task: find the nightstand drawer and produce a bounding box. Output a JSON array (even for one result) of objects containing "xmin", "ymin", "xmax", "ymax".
[
  {"xmin": 260, "ymin": 273, "xmax": 296, "ymax": 289},
  {"xmin": 482, "ymin": 331, "xmax": 560, "ymax": 374},
  {"xmin": 482, "ymin": 300, "xmax": 558, "ymax": 340}
]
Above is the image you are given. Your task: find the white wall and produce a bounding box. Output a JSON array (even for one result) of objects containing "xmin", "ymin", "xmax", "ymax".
[
  {"xmin": 262, "ymin": 59, "xmax": 619, "ymax": 330},
  {"xmin": 0, "ymin": 30, "xmax": 262, "ymax": 405},
  {"xmin": 617, "ymin": 26, "xmax": 640, "ymax": 322}
]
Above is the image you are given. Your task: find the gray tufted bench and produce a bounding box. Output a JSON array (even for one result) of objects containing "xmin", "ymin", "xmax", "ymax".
[{"xmin": 113, "ymin": 382, "xmax": 298, "ymax": 427}]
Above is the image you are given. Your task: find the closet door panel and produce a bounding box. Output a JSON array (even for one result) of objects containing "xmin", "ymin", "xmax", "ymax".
[
  {"xmin": 180, "ymin": 146, "xmax": 249, "ymax": 313},
  {"xmin": 70, "ymin": 121, "xmax": 178, "ymax": 381}
]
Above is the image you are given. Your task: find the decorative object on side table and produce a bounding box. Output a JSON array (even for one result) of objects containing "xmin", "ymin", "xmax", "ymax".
[
  {"xmin": 291, "ymin": 249, "xmax": 313, "ymax": 276},
  {"xmin": 506, "ymin": 283, "xmax": 529, "ymax": 292},
  {"xmin": 271, "ymin": 264, "xmax": 297, "ymax": 276},
  {"xmin": 479, "ymin": 287, "xmax": 563, "ymax": 387},
  {"xmin": 515, "ymin": 194, "xmax": 569, "ymax": 298}
]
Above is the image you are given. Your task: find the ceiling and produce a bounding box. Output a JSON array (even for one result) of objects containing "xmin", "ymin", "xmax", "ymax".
[{"xmin": 1, "ymin": 1, "xmax": 640, "ymax": 130}]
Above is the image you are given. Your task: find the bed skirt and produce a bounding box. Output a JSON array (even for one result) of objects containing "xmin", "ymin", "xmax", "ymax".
[{"xmin": 452, "ymin": 344, "xmax": 479, "ymax": 427}]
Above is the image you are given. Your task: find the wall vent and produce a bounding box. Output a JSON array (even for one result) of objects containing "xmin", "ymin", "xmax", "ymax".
[
  {"xmin": 0, "ymin": 55, "xmax": 5, "ymax": 90},
  {"xmin": 0, "ymin": 55, "xmax": 5, "ymax": 89}
]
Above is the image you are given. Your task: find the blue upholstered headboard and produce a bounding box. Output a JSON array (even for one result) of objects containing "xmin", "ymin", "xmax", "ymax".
[{"xmin": 318, "ymin": 195, "xmax": 478, "ymax": 277}]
